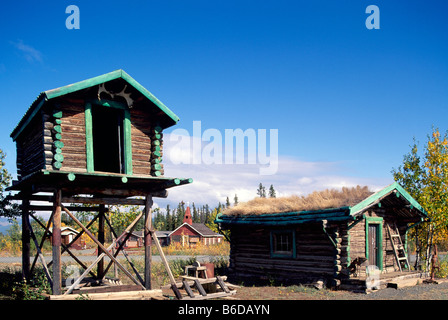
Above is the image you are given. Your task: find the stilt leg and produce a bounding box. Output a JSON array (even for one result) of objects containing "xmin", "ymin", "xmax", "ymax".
[
  {"xmin": 144, "ymin": 195, "xmax": 153, "ymax": 290},
  {"xmin": 21, "ymin": 199, "xmax": 31, "ymax": 281},
  {"xmin": 52, "ymin": 190, "xmax": 62, "ymax": 295}
]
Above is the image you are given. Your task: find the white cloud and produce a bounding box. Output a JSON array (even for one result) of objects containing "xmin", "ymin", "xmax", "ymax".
[
  {"xmin": 156, "ymin": 133, "xmax": 392, "ymax": 207},
  {"xmin": 11, "ymin": 39, "xmax": 43, "ymax": 63}
]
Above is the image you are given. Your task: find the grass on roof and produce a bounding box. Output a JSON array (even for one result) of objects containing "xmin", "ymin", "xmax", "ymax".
[{"xmin": 222, "ymin": 185, "xmax": 373, "ymax": 216}]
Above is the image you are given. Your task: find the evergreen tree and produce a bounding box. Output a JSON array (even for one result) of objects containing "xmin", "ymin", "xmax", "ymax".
[
  {"xmin": 257, "ymin": 183, "xmax": 266, "ymax": 198},
  {"xmin": 234, "ymin": 194, "xmax": 239, "ymax": 205},
  {"xmin": 269, "ymin": 185, "xmax": 276, "ymax": 198},
  {"xmin": 175, "ymin": 201, "xmax": 186, "ymax": 227},
  {"xmin": 165, "ymin": 204, "xmax": 173, "ymax": 231},
  {"xmin": 153, "ymin": 207, "xmax": 165, "ymax": 231},
  {"xmin": 192, "ymin": 202, "xmax": 200, "ymax": 223},
  {"xmin": 204, "ymin": 204, "xmax": 211, "ymax": 224},
  {"xmin": 225, "ymin": 197, "xmax": 231, "ymax": 208}
]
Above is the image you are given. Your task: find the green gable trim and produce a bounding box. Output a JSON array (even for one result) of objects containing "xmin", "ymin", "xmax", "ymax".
[
  {"xmin": 11, "ymin": 94, "xmax": 46, "ymax": 141},
  {"xmin": 349, "ymin": 182, "xmax": 428, "ymax": 218},
  {"xmin": 11, "ymin": 69, "xmax": 180, "ymax": 141},
  {"xmin": 44, "ymin": 69, "xmax": 179, "ymax": 125}
]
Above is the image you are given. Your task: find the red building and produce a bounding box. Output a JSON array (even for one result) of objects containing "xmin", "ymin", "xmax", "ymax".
[{"xmin": 169, "ymin": 207, "xmax": 224, "ymax": 247}]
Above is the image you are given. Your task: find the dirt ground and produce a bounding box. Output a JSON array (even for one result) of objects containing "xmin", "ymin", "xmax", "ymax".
[{"xmin": 232, "ymin": 279, "xmax": 448, "ymax": 300}]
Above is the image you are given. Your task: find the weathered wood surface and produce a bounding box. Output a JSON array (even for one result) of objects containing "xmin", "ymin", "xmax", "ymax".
[
  {"xmin": 50, "ymin": 289, "xmax": 163, "ymax": 300},
  {"xmin": 229, "ymin": 224, "xmax": 340, "ymax": 283},
  {"xmin": 16, "ymin": 114, "xmax": 45, "ymax": 179},
  {"xmin": 59, "ymin": 101, "xmax": 87, "ymax": 172},
  {"xmin": 18, "ymin": 98, "xmax": 165, "ymax": 176}
]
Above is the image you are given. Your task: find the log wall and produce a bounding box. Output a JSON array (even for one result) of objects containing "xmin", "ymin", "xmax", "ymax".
[
  {"xmin": 58, "ymin": 100, "xmax": 87, "ymax": 172},
  {"xmin": 130, "ymin": 104, "xmax": 163, "ymax": 176},
  {"xmin": 40, "ymin": 99, "xmax": 162, "ymax": 176},
  {"xmin": 346, "ymin": 209, "xmax": 408, "ymax": 278},
  {"xmin": 229, "ymin": 223, "xmax": 341, "ymax": 285},
  {"xmin": 16, "ymin": 114, "xmax": 45, "ymax": 179}
]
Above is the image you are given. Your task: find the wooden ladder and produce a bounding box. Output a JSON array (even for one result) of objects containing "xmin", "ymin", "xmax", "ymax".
[
  {"xmin": 162, "ymin": 275, "xmax": 236, "ymax": 300},
  {"xmin": 180, "ymin": 275, "xmax": 234, "ymax": 300},
  {"xmin": 387, "ymin": 223, "xmax": 410, "ymax": 272}
]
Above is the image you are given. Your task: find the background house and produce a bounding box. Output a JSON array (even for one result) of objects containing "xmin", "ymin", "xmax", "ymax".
[
  {"xmin": 49, "ymin": 226, "xmax": 84, "ymax": 250},
  {"xmin": 115, "ymin": 230, "xmax": 171, "ymax": 249},
  {"xmin": 169, "ymin": 207, "xmax": 224, "ymax": 247}
]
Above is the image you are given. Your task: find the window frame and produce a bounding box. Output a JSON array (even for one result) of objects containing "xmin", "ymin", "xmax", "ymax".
[
  {"xmin": 270, "ymin": 229, "xmax": 296, "ymax": 259},
  {"xmin": 85, "ymin": 99, "xmax": 133, "ymax": 175}
]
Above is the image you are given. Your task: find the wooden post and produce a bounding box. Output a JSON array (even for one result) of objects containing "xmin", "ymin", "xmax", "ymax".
[
  {"xmin": 21, "ymin": 199, "xmax": 31, "ymax": 281},
  {"xmin": 97, "ymin": 204, "xmax": 106, "ymax": 279},
  {"xmin": 52, "ymin": 189, "xmax": 62, "ymax": 295},
  {"xmin": 144, "ymin": 195, "xmax": 153, "ymax": 290},
  {"xmin": 112, "ymin": 234, "xmax": 118, "ymax": 279}
]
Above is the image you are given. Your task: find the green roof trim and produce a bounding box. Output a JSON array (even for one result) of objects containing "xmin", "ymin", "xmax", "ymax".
[
  {"xmin": 215, "ymin": 182, "xmax": 428, "ymax": 227},
  {"xmin": 348, "ymin": 182, "xmax": 428, "ymax": 217},
  {"xmin": 11, "ymin": 69, "xmax": 180, "ymax": 141}
]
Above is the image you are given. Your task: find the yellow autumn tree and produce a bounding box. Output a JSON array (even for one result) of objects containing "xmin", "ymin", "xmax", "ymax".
[{"xmin": 393, "ymin": 127, "xmax": 448, "ymax": 269}]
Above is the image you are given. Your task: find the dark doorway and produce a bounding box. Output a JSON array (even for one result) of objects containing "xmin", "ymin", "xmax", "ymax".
[
  {"xmin": 368, "ymin": 224, "xmax": 380, "ymax": 267},
  {"xmin": 91, "ymin": 104, "xmax": 125, "ymax": 173}
]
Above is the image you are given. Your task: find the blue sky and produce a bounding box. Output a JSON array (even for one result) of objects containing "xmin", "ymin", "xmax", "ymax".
[{"xmin": 1, "ymin": 1, "xmax": 448, "ymax": 216}]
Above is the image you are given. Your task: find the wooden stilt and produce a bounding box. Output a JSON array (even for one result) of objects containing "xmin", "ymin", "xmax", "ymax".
[
  {"xmin": 97, "ymin": 204, "xmax": 106, "ymax": 279},
  {"xmin": 21, "ymin": 199, "xmax": 31, "ymax": 281},
  {"xmin": 150, "ymin": 228, "xmax": 182, "ymax": 299},
  {"xmin": 144, "ymin": 195, "xmax": 153, "ymax": 290},
  {"xmin": 52, "ymin": 189, "xmax": 62, "ymax": 295}
]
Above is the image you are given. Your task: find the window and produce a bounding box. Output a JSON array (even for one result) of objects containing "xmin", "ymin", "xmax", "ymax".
[{"xmin": 270, "ymin": 230, "xmax": 296, "ymax": 258}]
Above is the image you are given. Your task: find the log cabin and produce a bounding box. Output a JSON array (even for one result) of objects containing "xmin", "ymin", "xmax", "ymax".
[
  {"xmin": 9, "ymin": 69, "xmax": 190, "ymax": 187},
  {"xmin": 216, "ymin": 183, "xmax": 429, "ymax": 290},
  {"xmin": 8, "ymin": 70, "xmax": 193, "ymax": 294}
]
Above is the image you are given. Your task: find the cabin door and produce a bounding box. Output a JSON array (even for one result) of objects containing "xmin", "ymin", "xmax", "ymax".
[
  {"xmin": 91, "ymin": 104, "xmax": 125, "ymax": 173},
  {"xmin": 368, "ymin": 224, "xmax": 380, "ymax": 267}
]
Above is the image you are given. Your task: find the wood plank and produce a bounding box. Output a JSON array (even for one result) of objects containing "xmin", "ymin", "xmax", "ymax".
[
  {"xmin": 216, "ymin": 276, "xmax": 230, "ymax": 293},
  {"xmin": 181, "ymin": 291, "xmax": 237, "ymax": 301},
  {"xmin": 50, "ymin": 289, "xmax": 163, "ymax": 300},
  {"xmin": 182, "ymin": 280, "xmax": 195, "ymax": 298},
  {"xmin": 194, "ymin": 279, "xmax": 207, "ymax": 296},
  {"xmin": 163, "ymin": 276, "xmax": 228, "ymax": 289}
]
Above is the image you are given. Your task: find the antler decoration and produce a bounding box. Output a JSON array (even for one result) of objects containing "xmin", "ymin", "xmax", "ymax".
[{"xmin": 97, "ymin": 83, "xmax": 134, "ymax": 108}]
